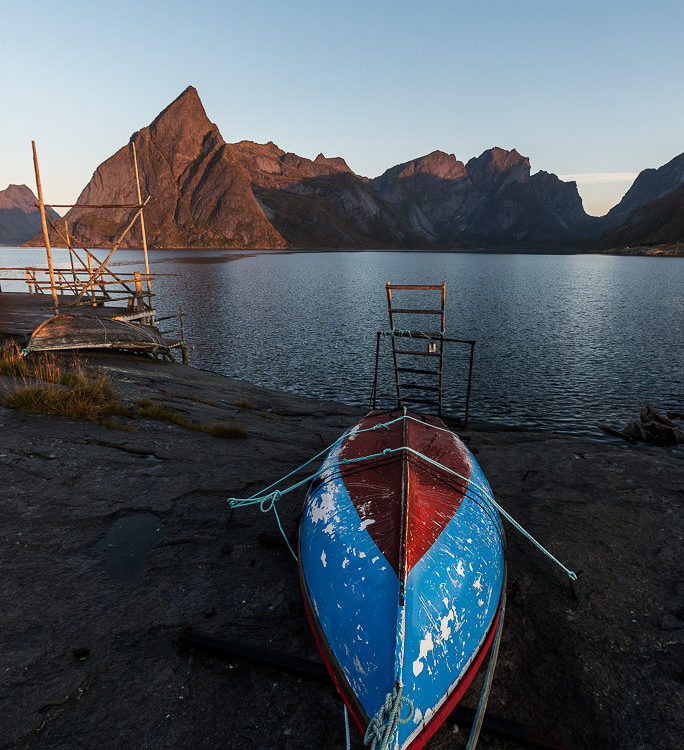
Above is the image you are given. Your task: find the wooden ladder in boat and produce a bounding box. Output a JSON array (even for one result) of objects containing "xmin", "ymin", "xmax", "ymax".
[{"xmin": 386, "ymin": 281, "xmax": 446, "ymax": 416}]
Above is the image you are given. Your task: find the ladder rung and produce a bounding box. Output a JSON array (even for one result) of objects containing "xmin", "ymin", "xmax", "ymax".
[
  {"xmin": 396, "ymin": 367, "xmax": 440, "ymax": 376},
  {"xmin": 400, "ymin": 383, "xmax": 441, "ymax": 392},
  {"xmin": 389, "ymin": 308, "xmax": 443, "ymax": 315},
  {"xmin": 387, "ymin": 285, "xmax": 444, "ymax": 290},
  {"xmin": 395, "ymin": 349, "xmax": 441, "ymax": 357}
]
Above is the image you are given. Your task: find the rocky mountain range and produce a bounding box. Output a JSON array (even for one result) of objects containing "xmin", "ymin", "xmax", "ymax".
[
  {"xmin": 14, "ymin": 86, "xmax": 684, "ymax": 251},
  {"xmin": 0, "ymin": 184, "xmax": 59, "ymax": 245}
]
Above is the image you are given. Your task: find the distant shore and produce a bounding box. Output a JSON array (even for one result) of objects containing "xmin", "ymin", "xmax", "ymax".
[
  {"xmin": 10, "ymin": 242, "xmax": 684, "ymax": 257},
  {"xmin": 1, "ymin": 352, "xmax": 681, "ymax": 749}
]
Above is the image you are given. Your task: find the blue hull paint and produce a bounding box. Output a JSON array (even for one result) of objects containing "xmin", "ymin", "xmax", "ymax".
[{"xmin": 299, "ymin": 415, "xmax": 505, "ymax": 749}]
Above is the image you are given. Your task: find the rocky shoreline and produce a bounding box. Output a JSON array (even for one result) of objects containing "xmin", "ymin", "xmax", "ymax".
[{"xmin": 1, "ymin": 354, "xmax": 682, "ymax": 749}]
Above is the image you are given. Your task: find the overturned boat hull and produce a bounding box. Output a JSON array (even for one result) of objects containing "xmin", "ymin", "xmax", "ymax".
[
  {"xmin": 299, "ymin": 409, "xmax": 506, "ymax": 749},
  {"xmin": 26, "ymin": 313, "xmax": 169, "ymax": 355}
]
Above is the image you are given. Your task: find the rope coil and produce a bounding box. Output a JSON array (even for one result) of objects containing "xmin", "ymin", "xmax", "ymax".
[{"xmin": 364, "ymin": 685, "xmax": 414, "ymax": 750}]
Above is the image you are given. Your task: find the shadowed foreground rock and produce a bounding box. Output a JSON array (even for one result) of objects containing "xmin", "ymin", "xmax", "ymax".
[{"xmin": 0, "ymin": 354, "xmax": 681, "ymax": 749}]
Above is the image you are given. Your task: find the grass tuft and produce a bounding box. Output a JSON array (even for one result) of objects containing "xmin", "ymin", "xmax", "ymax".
[
  {"xmin": 206, "ymin": 422, "xmax": 249, "ymax": 439},
  {"xmin": 1, "ymin": 343, "xmax": 132, "ymax": 422},
  {"xmin": 5, "ymin": 373, "xmax": 129, "ymax": 421},
  {"xmin": 138, "ymin": 399, "xmax": 248, "ymax": 438},
  {"xmin": 137, "ymin": 399, "xmax": 202, "ymax": 431}
]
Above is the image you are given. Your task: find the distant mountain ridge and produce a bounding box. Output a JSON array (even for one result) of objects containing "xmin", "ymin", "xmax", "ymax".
[
  {"xmin": 600, "ymin": 153, "xmax": 684, "ymax": 228},
  {"xmin": 593, "ymin": 182, "xmax": 684, "ymax": 248},
  {"xmin": 0, "ymin": 184, "xmax": 59, "ymax": 245},
  {"xmin": 18, "ymin": 86, "xmax": 684, "ymax": 251}
]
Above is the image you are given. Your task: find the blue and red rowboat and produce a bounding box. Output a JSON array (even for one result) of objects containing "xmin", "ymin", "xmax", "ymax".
[{"xmin": 299, "ymin": 409, "xmax": 506, "ymax": 749}]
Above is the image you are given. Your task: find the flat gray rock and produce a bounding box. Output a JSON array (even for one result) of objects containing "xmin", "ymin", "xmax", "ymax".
[{"xmin": 1, "ymin": 353, "xmax": 681, "ymax": 749}]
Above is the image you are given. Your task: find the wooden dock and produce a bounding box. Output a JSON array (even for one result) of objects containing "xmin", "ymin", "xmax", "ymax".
[{"xmin": 0, "ymin": 292, "xmax": 151, "ymax": 341}]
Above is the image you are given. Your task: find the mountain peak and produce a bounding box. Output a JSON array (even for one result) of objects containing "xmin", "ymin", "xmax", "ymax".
[
  {"xmin": 151, "ymin": 86, "xmax": 204, "ymax": 122},
  {"xmin": 466, "ymin": 147, "xmax": 530, "ymax": 189},
  {"xmin": 314, "ymin": 153, "xmax": 352, "ymax": 173}
]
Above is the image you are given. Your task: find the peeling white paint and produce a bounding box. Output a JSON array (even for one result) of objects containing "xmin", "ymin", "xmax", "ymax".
[
  {"xmin": 439, "ymin": 610, "xmax": 455, "ymax": 641},
  {"xmin": 358, "ymin": 551, "xmax": 366, "ymax": 558},
  {"xmin": 342, "ymin": 558, "xmax": 349, "ymax": 569},
  {"xmin": 413, "ymin": 708, "xmax": 423, "ymax": 725},
  {"xmin": 456, "ymin": 560, "xmax": 465, "ymax": 577},
  {"xmin": 359, "ymin": 519, "xmax": 375, "ymax": 531},
  {"xmin": 412, "ymin": 631, "xmax": 434, "ymax": 676},
  {"xmin": 320, "ymin": 551, "xmax": 327, "ymax": 567}
]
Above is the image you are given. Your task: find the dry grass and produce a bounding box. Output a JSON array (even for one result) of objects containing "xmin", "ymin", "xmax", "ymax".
[
  {"xmin": 206, "ymin": 422, "xmax": 248, "ymax": 439},
  {"xmin": 1, "ymin": 341, "xmax": 132, "ymax": 422},
  {"xmin": 5, "ymin": 373, "xmax": 131, "ymax": 421},
  {"xmin": 138, "ymin": 399, "xmax": 248, "ymax": 438},
  {"xmin": 0, "ymin": 343, "xmax": 247, "ymax": 437}
]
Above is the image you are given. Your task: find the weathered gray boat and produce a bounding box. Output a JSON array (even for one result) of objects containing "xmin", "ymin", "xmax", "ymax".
[{"xmin": 26, "ymin": 313, "xmax": 170, "ymax": 355}]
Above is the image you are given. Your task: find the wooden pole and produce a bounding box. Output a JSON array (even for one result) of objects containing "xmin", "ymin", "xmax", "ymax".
[
  {"xmin": 131, "ymin": 142, "xmax": 151, "ymax": 294},
  {"xmin": 72, "ymin": 196, "xmax": 149, "ymax": 305},
  {"xmin": 179, "ymin": 305, "xmax": 189, "ymax": 365},
  {"xmin": 65, "ymin": 218, "xmax": 78, "ymax": 292},
  {"xmin": 32, "ymin": 141, "xmax": 59, "ymax": 315},
  {"xmin": 87, "ymin": 254, "xmax": 96, "ymax": 305}
]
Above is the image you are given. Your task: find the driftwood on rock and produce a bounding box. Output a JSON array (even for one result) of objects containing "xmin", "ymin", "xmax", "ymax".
[{"xmin": 599, "ymin": 406, "xmax": 684, "ymax": 446}]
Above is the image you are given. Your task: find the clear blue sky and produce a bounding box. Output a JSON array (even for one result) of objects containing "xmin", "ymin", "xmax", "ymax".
[{"xmin": 2, "ymin": 0, "xmax": 682, "ymax": 216}]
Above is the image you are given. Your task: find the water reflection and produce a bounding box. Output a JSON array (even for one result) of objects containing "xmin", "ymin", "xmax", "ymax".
[{"xmin": 1, "ymin": 247, "xmax": 680, "ymax": 437}]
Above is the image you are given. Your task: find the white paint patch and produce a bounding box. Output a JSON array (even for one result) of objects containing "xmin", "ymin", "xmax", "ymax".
[
  {"xmin": 342, "ymin": 558, "xmax": 349, "ymax": 569},
  {"xmin": 323, "ymin": 523, "xmax": 335, "ymax": 536},
  {"xmin": 473, "ymin": 577, "xmax": 482, "ymax": 591},
  {"xmin": 358, "ymin": 551, "xmax": 366, "ymax": 558},
  {"xmin": 439, "ymin": 610, "xmax": 455, "ymax": 641},
  {"xmin": 320, "ymin": 551, "xmax": 327, "ymax": 567},
  {"xmin": 412, "ymin": 631, "xmax": 434, "ymax": 677},
  {"xmin": 456, "ymin": 560, "xmax": 465, "ymax": 577},
  {"xmin": 413, "ymin": 707, "xmax": 423, "ymax": 725},
  {"xmin": 478, "ymin": 598, "xmax": 484, "ymax": 607},
  {"xmin": 372, "ymin": 556, "xmax": 379, "ymax": 564},
  {"xmin": 424, "ymin": 707, "xmax": 433, "ymax": 722},
  {"xmin": 310, "ymin": 489, "xmax": 337, "ymax": 524},
  {"xmin": 359, "ymin": 519, "xmax": 375, "ymax": 531}
]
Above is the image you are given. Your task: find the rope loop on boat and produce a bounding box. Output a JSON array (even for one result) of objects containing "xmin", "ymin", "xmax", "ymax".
[{"xmin": 364, "ymin": 685, "xmax": 414, "ymax": 750}]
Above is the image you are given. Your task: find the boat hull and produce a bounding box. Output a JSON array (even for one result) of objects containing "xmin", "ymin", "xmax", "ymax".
[
  {"xmin": 299, "ymin": 409, "xmax": 505, "ymax": 749},
  {"xmin": 26, "ymin": 313, "xmax": 169, "ymax": 354}
]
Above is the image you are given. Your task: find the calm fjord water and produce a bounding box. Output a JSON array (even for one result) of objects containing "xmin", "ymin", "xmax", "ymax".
[{"xmin": 2, "ymin": 248, "xmax": 681, "ymax": 437}]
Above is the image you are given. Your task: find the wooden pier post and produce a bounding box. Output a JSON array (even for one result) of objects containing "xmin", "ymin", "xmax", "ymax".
[
  {"xmin": 87, "ymin": 254, "xmax": 96, "ymax": 305},
  {"xmin": 131, "ymin": 143, "xmax": 151, "ymax": 296},
  {"xmin": 32, "ymin": 141, "xmax": 59, "ymax": 315},
  {"xmin": 179, "ymin": 305, "xmax": 189, "ymax": 365},
  {"xmin": 134, "ymin": 271, "xmax": 143, "ymax": 311}
]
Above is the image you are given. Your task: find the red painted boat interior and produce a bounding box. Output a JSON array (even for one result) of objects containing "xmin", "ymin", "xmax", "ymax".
[{"xmin": 338, "ymin": 410, "xmax": 471, "ymax": 575}]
